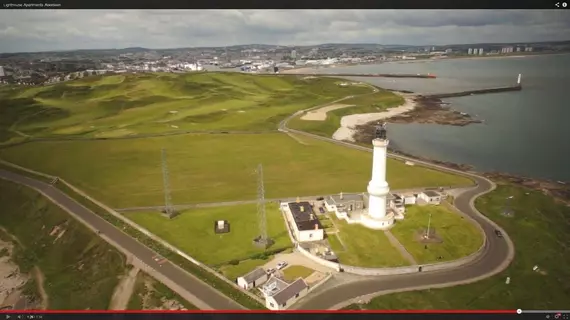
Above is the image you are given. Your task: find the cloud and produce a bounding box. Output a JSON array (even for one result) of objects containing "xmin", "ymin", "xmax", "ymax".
[{"xmin": 0, "ymin": 10, "xmax": 568, "ymax": 53}]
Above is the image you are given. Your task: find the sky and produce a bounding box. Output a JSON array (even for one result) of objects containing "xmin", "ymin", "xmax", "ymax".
[{"xmin": 0, "ymin": 10, "xmax": 569, "ymax": 53}]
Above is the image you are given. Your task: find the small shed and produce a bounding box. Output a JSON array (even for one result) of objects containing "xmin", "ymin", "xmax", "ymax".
[
  {"xmin": 418, "ymin": 191, "xmax": 442, "ymax": 205},
  {"xmin": 237, "ymin": 268, "xmax": 268, "ymax": 290}
]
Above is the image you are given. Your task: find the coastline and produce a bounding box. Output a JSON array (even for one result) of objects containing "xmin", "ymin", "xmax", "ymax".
[
  {"xmin": 280, "ymin": 52, "xmax": 570, "ymax": 75},
  {"xmin": 331, "ymin": 92, "xmax": 482, "ymax": 143},
  {"xmin": 331, "ymin": 92, "xmax": 417, "ymax": 142}
]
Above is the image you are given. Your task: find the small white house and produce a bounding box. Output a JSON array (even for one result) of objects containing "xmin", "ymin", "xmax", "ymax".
[
  {"xmin": 262, "ymin": 277, "xmax": 309, "ymax": 310},
  {"xmin": 418, "ymin": 190, "xmax": 442, "ymax": 205},
  {"xmin": 401, "ymin": 193, "xmax": 418, "ymax": 205},
  {"xmin": 286, "ymin": 202, "xmax": 325, "ymax": 243},
  {"xmin": 237, "ymin": 268, "xmax": 268, "ymax": 290}
]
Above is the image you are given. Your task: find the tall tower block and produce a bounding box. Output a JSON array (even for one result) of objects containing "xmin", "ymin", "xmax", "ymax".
[{"xmin": 367, "ymin": 123, "xmax": 391, "ymax": 219}]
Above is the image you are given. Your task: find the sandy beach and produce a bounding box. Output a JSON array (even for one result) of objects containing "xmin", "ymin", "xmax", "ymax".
[{"xmin": 331, "ymin": 93, "xmax": 417, "ymax": 142}]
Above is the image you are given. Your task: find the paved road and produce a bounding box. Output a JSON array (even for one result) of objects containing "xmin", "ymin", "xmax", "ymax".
[
  {"xmin": 0, "ymin": 169, "xmax": 244, "ymax": 310},
  {"xmin": 279, "ymin": 99, "xmax": 515, "ymax": 310}
]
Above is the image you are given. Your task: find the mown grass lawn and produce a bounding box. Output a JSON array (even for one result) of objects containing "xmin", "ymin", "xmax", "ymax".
[
  {"xmin": 0, "ymin": 133, "xmax": 472, "ymax": 208},
  {"xmin": 282, "ymin": 265, "xmax": 315, "ymax": 282},
  {"xmin": 390, "ymin": 205, "xmax": 484, "ymax": 264},
  {"xmin": 123, "ymin": 202, "xmax": 292, "ymax": 266},
  {"xmin": 327, "ymin": 214, "xmax": 409, "ymax": 267},
  {"xmin": 345, "ymin": 184, "xmax": 570, "ymax": 310}
]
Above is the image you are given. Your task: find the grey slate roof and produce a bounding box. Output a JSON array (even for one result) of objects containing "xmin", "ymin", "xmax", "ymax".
[
  {"xmin": 240, "ymin": 267, "xmax": 266, "ymax": 283},
  {"xmin": 288, "ymin": 202, "xmax": 323, "ymax": 231},
  {"xmin": 271, "ymin": 278, "xmax": 308, "ymax": 305}
]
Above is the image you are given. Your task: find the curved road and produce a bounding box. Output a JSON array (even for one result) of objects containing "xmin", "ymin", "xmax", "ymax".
[
  {"xmin": 278, "ymin": 93, "xmax": 515, "ymax": 310},
  {"xmin": 0, "ymin": 84, "xmax": 515, "ymax": 311}
]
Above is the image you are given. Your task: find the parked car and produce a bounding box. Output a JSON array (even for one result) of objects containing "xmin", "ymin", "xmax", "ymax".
[
  {"xmin": 316, "ymin": 197, "xmax": 324, "ymax": 201},
  {"xmin": 495, "ymin": 230, "xmax": 503, "ymax": 238},
  {"xmin": 276, "ymin": 261, "xmax": 288, "ymax": 270},
  {"xmin": 319, "ymin": 207, "xmax": 325, "ymax": 214},
  {"xmin": 266, "ymin": 268, "xmax": 276, "ymax": 274}
]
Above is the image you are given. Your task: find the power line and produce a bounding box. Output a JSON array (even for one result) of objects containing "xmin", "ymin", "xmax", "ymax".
[
  {"xmin": 255, "ymin": 163, "xmax": 271, "ymax": 248},
  {"xmin": 161, "ymin": 148, "xmax": 175, "ymax": 219}
]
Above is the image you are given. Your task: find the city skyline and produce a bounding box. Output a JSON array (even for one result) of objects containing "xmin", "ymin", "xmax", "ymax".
[{"xmin": 1, "ymin": 10, "xmax": 569, "ymax": 53}]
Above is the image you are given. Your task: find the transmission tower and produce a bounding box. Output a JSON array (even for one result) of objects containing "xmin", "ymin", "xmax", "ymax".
[
  {"xmin": 161, "ymin": 148, "xmax": 175, "ymax": 218},
  {"xmin": 255, "ymin": 163, "xmax": 271, "ymax": 248}
]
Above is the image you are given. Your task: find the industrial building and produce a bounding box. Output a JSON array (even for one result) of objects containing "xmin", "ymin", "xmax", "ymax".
[
  {"xmin": 283, "ymin": 201, "xmax": 324, "ymax": 242},
  {"xmin": 0, "ymin": 66, "xmax": 4, "ymax": 77},
  {"xmin": 261, "ymin": 277, "xmax": 309, "ymax": 310}
]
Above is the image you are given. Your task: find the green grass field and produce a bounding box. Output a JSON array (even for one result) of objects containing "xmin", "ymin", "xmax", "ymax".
[
  {"xmin": 0, "ymin": 179, "xmax": 128, "ymax": 309},
  {"xmin": 282, "ymin": 265, "xmax": 315, "ymax": 282},
  {"xmin": 123, "ymin": 203, "xmax": 292, "ymax": 266},
  {"xmin": 0, "ymin": 73, "xmax": 375, "ymax": 141},
  {"xmin": 0, "ymin": 133, "xmax": 472, "ymax": 208},
  {"xmin": 390, "ymin": 205, "xmax": 484, "ymax": 264},
  {"xmin": 287, "ymin": 88, "xmax": 405, "ymax": 137},
  {"xmin": 327, "ymin": 214, "xmax": 409, "ymax": 267},
  {"xmin": 345, "ymin": 184, "xmax": 570, "ymax": 310}
]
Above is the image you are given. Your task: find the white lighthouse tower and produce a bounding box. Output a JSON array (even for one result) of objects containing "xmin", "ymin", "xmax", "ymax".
[{"xmin": 360, "ymin": 123, "xmax": 395, "ymax": 230}]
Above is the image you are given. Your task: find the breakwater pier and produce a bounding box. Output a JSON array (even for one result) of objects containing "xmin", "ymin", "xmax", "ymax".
[
  {"xmin": 426, "ymin": 74, "xmax": 523, "ymax": 99},
  {"xmin": 293, "ymin": 73, "xmax": 437, "ymax": 79},
  {"xmin": 427, "ymin": 84, "xmax": 522, "ymax": 99}
]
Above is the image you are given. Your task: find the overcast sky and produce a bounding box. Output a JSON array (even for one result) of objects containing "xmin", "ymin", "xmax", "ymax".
[{"xmin": 0, "ymin": 10, "xmax": 569, "ymax": 53}]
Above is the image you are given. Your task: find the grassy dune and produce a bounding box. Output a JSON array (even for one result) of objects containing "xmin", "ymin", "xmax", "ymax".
[
  {"xmin": 0, "ymin": 73, "xmax": 373, "ymax": 140},
  {"xmin": 0, "ymin": 133, "xmax": 472, "ymax": 208},
  {"xmin": 0, "ymin": 179, "xmax": 128, "ymax": 309},
  {"xmin": 287, "ymin": 88, "xmax": 405, "ymax": 137}
]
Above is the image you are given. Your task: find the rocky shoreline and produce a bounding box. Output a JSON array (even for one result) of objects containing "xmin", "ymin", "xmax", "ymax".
[
  {"xmin": 360, "ymin": 144, "xmax": 570, "ymax": 205},
  {"xmin": 382, "ymin": 93, "xmax": 483, "ymax": 127}
]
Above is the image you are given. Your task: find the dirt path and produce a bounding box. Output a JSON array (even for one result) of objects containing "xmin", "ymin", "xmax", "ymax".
[
  {"xmin": 300, "ymin": 104, "xmax": 354, "ymax": 121},
  {"xmin": 109, "ymin": 267, "xmax": 140, "ymax": 310},
  {"xmin": 32, "ymin": 266, "xmax": 49, "ymax": 309},
  {"xmin": 384, "ymin": 231, "xmax": 418, "ymax": 265},
  {"xmin": 286, "ymin": 132, "xmax": 310, "ymax": 145}
]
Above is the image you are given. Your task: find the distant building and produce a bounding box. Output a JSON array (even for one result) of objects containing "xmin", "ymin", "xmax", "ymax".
[
  {"xmin": 525, "ymin": 47, "xmax": 533, "ymax": 52},
  {"xmin": 291, "ymin": 50, "xmax": 297, "ymax": 59},
  {"xmin": 445, "ymin": 49, "xmax": 452, "ymax": 53},
  {"xmin": 467, "ymin": 48, "xmax": 473, "ymax": 55},
  {"xmin": 478, "ymin": 48, "xmax": 484, "ymax": 55},
  {"xmin": 0, "ymin": 66, "xmax": 4, "ymax": 77},
  {"xmin": 516, "ymin": 47, "xmax": 522, "ymax": 52},
  {"xmin": 472, "ymin": 48, "xmax": 479, "ymax": 55}
]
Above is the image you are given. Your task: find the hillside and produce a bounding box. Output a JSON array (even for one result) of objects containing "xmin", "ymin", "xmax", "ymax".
[{"xmin": 0, "ymin": 72, "xmax": 373, "ymax": 142}]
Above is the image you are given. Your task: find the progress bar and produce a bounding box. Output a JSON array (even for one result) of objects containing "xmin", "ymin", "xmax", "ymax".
[{"xmin": 521, "ymin": 311, "xmax": 570, "ymax": 313}]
